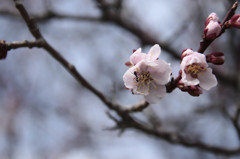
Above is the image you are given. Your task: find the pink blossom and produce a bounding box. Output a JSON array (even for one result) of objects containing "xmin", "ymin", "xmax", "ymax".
[
  {"xmin": 130, "ymin": 44, "xmax": 161, "ymax": 65},
  {"xmin": 180, "ymin": 50, "xmax": 217, "ymax": 90},
  {"xmin": 204, "ymin": 12, "xmax": 221, "ymax": 40},
  {"xmin": 123, "ymin": 59, "xmax": 171, "ymax": 103}
]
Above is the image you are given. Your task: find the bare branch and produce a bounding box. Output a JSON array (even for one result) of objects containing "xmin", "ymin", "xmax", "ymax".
[
  {"xmin": 122, "ymin": 101, "xmax": 149, "ymax": 113},
  {"xmin": 231, "ymin": 107, "xmax": 240, "ymax": 140},
  {"xmin": 5, "ymin": 39, "xmax": 44, "ymax": 50}
]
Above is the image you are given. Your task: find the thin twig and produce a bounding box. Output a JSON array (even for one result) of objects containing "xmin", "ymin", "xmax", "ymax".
[
  {"xmin": 122, "ymin": 101, "xmax": 149, "ymax": 113},
  {"xmin": 5, "ymin": 39, "xmax": 44, "ymax": 50}
]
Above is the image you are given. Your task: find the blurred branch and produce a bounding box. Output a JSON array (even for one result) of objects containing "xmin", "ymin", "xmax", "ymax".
[
  {"xmin": 122, "ymin": 101, "xmax": 149, "ymax": 113},
  {"xmin": 231, "ymin": 107, "xmax": 240, "ymax": 140},
  {"xmin": 5, "ymin": 39, "xmax": 44, "ymax": 50},
  {"xmin": 0, "ymin": 1, "xmax": 237, "ymax": 89},
  {"xmin": 8, "ymin": 0, "xmax": 240, "ymax": 156}
]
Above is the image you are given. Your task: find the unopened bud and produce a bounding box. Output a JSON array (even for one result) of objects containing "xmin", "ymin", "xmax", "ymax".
[
  {"xmin": 133, "ymin": 49, "xmax": 136, "ymax": 53},
  {"xmin": 206, "ymin": 52, "xmax": 224, "ymax": 65},
  {"xmin": 228, "ymin": 14, "xmax": 240, "ymax": 28},
  {"xmin": 205, "ymin": 13, "xmax": 220, "ymax": 26},
  {"xmin": 178, "ymin": 81, "xmax": 202, "ymax": 96},
  {"xmin": 125, "ymin": 61, "xmax": 132, "ymax": 67},
  {"xmin": 0, "ymin": 40, "xmax": 7, "ymax": 59},
  {"xmin": 188, "ymin": 85, "xmax": 202, "ymax": 96},
  {"xmin": 203, "ymin": 13, "xmax": 221, "ymax": 40}
]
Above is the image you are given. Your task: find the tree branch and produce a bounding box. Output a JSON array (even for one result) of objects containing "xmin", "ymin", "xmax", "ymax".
[{"xmin": 10, "ymin": 0, "xmax": 240, "ymax": 156}]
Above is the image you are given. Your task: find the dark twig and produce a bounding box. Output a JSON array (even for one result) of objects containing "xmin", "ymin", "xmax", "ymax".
[
  {"xmin": 122, "ymin": 101, "xmax": 149, "ymax": 113},
  {"xmin": 5, "ymin": 39, "xmax": 44, "ymax": 50},
  {"xmin": 232, "ymin": 107, "xmax": 240, "ymax": 140}
]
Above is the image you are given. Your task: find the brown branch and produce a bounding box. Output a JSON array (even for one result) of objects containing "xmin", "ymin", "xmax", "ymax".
[
  {"xmin": 11, "ymin": 0, "xmax": 240, "ymax": 156},
  {"xmin": 108, "ymin": 110, "xmax": 240, "ymax": 156},
  {"xmin": 231, "ymin": 107, "xmax": 240, "ymax": 140},
  {"xmin": 122, "ymin": 101, "xmax": 149, "ymax": 113},
  {"xmin": 5, "ymin": 39, "xmax": 44, "ymax": 50},
  {"xmin": 13, "ymin": 1, "xmax": 148, "ymax": 115}
]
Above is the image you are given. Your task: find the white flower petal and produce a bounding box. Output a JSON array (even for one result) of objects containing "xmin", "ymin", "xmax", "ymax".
[
  {"xmin": 181, "ymin": 71, "xmax": 199, "ymax": 86},
  {"xmin": 130, "ymin": 48, "xmax": 146, "ymax": 65},
  {"xmin": 123, "ymin": 66, "xmax": 136, "ymax": 89},
  {"xmin": 149, "ymin": 60, "xmax": 171, "ymax": 85},
  {"xmin": 147, "ymin": 44, "xmax": 161, "ymax": 61},
  {"xmin": 145, "ymin": 85, "xmax": 166, "ymax": 104},
  {"xmin": 198, "ymin": 68, "xmax": 217, "ymax": 90}
]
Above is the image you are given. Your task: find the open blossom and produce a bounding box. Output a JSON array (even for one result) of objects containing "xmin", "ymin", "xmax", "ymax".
[
  {"xmin": 123, "ymin": 45, "xmax": 171, "ymax": 103},
  {"xmin": 180, "ymin": 49, "xmax": 217, "ymax": 90},
  {"xmin": 204, "ymin": 12, "xmax": 221, "ymax": 40},
  {"xmin": 130, "ymin": 44, "xmax": 161, "ymax": 65}
]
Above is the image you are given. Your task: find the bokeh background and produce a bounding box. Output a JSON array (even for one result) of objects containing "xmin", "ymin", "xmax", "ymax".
[{"xmin": 0, "ymin": 0, "xmax": 239, "ymax": 159}]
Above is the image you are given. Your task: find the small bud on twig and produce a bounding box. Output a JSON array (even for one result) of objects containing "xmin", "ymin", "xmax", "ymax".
[
  {"xmin": 0, "ymin": 40, "xmax": 8, "ymax": 60},
  {"xmin": 228, "ymin": 14, "xmax": 240, "ymax": 28},
  {"xmin": 206, "ymin": 52, "xmax": 225, "ymax": 65},
  {"xmin": 203, "ymin": 13, "xmax": 221, "ymax": 40}
]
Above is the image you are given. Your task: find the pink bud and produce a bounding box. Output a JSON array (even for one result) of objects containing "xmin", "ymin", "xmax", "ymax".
[
  {"xmin": 206, "ymin": 52, "xmax": 225, "ymax": 65},
  {"xmin": 205, "ymin": 13, "xmax": 220, "ymax": 26},
  {"xmin": 188, "ymin": 85, "xmax": 203, "ymax": 96},
  {"xmin": 204, "ymin": 13, "xmax": 221, "ymax": 40},
  {"xmin": 228, "ymin": 14, "xmax": 240, "ymax": 28},
  {"xmin": 125, "ymin": 61, "xmax": 132, "ymax": 67},
  {"xmin": 178, "ymin": 81, "xmax": 203, "ymax": 96}
]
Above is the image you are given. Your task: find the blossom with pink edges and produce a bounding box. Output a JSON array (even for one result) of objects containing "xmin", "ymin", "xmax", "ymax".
[
  {"xmin": 123, "ymin": 45, "xmax": 171, "ymax": 103},
  {"xmin": 180, "ymin": 49, "xmax": 217, "ymax": 90}
]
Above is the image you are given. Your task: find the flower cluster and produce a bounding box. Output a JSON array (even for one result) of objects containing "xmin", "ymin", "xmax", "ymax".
[{"xmin": 123, "ymin": 10, "xmax": 239, "ymax": 103}]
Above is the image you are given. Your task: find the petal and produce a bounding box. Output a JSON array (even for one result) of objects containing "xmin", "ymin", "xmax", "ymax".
[
  {"xmin": 144, "ymin": 85, "xmax": 166, "ymax": 104},
  {"xmin": 198, "ymin": 68, "xmax": 217, "ymax": 90},
  {"xmin": 147, "ymin": 44, "xmax": 161, "ymax": 61},
  {"xmin": 130, "ymin": 48, "xmax": 146, "ymax": 65},
  {"xmin": 149, "ymin": 60, "xmax": 172, "ymax": 85},
  {"xmin": 181, "ymin": 71, "xmax": 199, "ymax": 86},
  {"xmin": 123, "ymin": 66, "xmax": 136, "ymax": 89}
]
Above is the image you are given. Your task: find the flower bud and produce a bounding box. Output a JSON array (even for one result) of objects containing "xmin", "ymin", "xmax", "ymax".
[
  {"xmin": 204, "ymin": 13, "xmax": 221, "ymax": 40},
  {"xmin": 205, "ymin": 13, "xmax": 220, "ymax": 26},
  {"xmin": 188, "ymin": 85, "xmax": 203, "ymax": 96},
  {"xmin": 0, "ymin": 40, "xmax": 7, "ymax": 59},
  {"xmin": 206, "ymin": 52, "xmax": 224, "ymax": 65},
  {"xmin": 125, "ymin": 61, "xmax": 132, "ymax": 67},
  {"xmin": 228, "ymin": 14, "xmax": 240, "ymax": 28},
  {"xmin": 178, "ymin": 80, "xmax": 203, "ymax": 96}
]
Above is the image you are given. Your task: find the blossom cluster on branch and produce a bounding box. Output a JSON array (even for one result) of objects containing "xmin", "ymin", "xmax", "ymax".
[{"xmin": 123, "ymin": 7, "xmax": 240, "ymax": 103}]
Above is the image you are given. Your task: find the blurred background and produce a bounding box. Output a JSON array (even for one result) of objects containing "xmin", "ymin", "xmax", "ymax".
[{"xmin": 0, "ymin": 0, "xmax": 239, "ymax": 158}]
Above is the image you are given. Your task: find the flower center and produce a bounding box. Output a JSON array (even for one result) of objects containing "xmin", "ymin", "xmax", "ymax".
[
  {"xmin": 134, "ymin": 71, "xmax": 157, "ymax": 93},
  {"xmin": 185, "ymin": 63, "xmax": 206, "ymax": 78}
]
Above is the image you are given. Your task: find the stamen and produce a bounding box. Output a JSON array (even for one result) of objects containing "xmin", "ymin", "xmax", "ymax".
[
  {"xmin": 186, "ymin": 63, "xmax": 206, "ymax": 78},
  {"xmin": 134, "ymin": 71, "xmax": 155, "ymax": 93}
]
